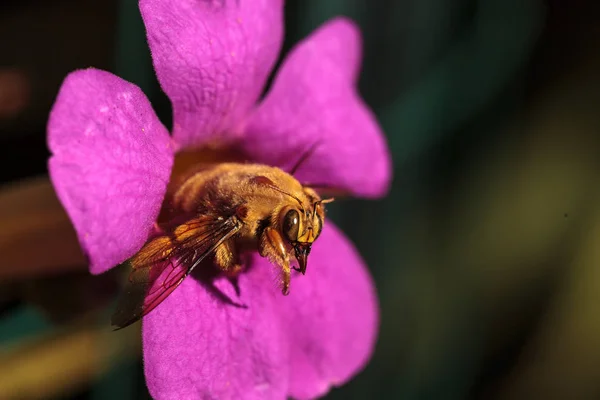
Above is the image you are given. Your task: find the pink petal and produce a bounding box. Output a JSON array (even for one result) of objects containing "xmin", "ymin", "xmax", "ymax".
[
  {"xmin": 242, "ymin": 17, "xmax": 392, "ymax": 198},
  {"xmin": 277, "ymin": 223, "xmax": 379, "ymax": 399},
  {"xmin": 140, "ymin": 0, "xmax": 284, "ymax": 150},
  {"xmin": 48, "ymin": 69, "xmax": 174, "ymax": 274},
  {"xmin": 143, "ymin": 266, "xmax": 289, "ymax": 400},
  {"xmin": 142, "ymin": 223, "xmax": 377, "ymax": 399}
]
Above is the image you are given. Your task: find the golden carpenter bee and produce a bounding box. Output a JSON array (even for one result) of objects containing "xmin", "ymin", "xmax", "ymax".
[{"xmin": 111, "ymin": 159, "xmax": 334, "ymax": 329}]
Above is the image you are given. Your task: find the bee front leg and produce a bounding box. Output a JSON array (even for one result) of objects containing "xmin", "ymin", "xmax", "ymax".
[{"xmin": 259, "ymin": 227, "xmax": 291, "ymax": 295}]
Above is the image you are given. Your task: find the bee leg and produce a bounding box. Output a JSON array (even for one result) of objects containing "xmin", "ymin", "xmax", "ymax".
[
  {"xmin": 225, "ymin": 264, "xmax": 243, "ymax": 277},
  {"xmin": 280, "ymin": 262, "xmax": 291, "ymax": 296},
  {"xmin": 214, "ymin": 239, "xmax": 242, "ymax": 277},
  {"xmin": 259, "ymin": 227, "xmax": 291, "ymax": 295}
]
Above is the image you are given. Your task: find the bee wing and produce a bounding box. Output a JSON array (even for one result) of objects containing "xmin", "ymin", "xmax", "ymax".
[{"xmin": 111, "ymin": 215, "xmax": 242, "ymax": 329}]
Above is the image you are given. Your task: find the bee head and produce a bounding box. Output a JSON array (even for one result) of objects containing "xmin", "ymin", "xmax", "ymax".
[{"xmin": 279, "ymin": 198, "xmax": 332, "ymax": 274}]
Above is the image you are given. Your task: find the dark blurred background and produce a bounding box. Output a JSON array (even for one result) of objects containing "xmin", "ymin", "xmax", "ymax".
[{"xmin": 2, "ymin": 0, "xmax": 600, "ymax": 399}]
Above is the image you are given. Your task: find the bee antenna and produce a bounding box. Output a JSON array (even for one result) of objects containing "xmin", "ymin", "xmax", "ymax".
[
  {"xmin": 312, "ymin": 198, "xmax": 334, "ymax": 218},
  {"xmin": 250, "ymin": 176, "xmax": 305, "ymax": 210},
  {"xmin": 288, "ymin": 140, "xmax": 322, "ymax": 176},
  {"xmin": 271, "ymin": 185, "xmax": 306, "ymax": 211}
]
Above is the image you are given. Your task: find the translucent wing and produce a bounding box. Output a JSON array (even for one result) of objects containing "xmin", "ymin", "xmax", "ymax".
[{"xmin": 111, "ymin": 214, "xmax": 241, "ymax": 329}]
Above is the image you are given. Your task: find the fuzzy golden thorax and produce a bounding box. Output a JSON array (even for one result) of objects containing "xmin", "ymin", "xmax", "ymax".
[{"xmin": 172, "ymin": 162, "xmax": 332, "ymax": 286}]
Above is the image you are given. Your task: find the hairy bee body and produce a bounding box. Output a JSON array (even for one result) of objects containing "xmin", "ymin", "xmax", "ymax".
[
  {"xmin": 173, "ymin": 163, "xmax": 311, "ymax": 237},
  {"xmin": 112, "ymin": 162, "xmax": 331, "ymax": 329}
]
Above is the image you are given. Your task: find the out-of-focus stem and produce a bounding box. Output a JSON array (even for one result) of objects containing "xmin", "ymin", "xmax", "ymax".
[
  {"xmin": 0, "ymin": 176, "xmax": 86, "ymax": 281},
  {"xmin": 0, "ymin": 316, "xmax": 141, "ymax": 399}
]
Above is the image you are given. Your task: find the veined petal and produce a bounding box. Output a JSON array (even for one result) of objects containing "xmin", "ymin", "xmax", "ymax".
[
  {"xmin": 275, "ymin": 223, "xmax": 379, "ymax": 399},
  {"xmin": 242, "ymin": 17, "xmax": 392, "ymax": 198},
  {"xmin": 48, "ymin": 69, "xmax": 174, "ymax": 274},
  {"xmin": 140, "ymin": 0, "xmax": 284, "ymax": 150},
  {"xmin": 143, "ymin": 266, "xmax": 289, "ymax": 400}
]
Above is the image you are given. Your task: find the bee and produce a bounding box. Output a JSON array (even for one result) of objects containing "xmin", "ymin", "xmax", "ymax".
[{"xmin": 111, "ymin": 161, "xmax": 334, "ymax": 329}]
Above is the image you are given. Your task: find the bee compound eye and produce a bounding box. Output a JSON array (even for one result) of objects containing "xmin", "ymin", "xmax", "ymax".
[{"xmin": 282, "ymin": 209, "xmax": 300, "ymax": 242}]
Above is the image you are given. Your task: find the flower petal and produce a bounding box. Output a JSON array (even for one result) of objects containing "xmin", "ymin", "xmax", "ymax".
[
  {"xmin": 142, "ymin": 224, "xmax": 376, "ymax": 399},
  {"xmin": 140, "ymin": 0, "xmax": 284, "ymax": 150},
  {"xmin": 48, "ymin": 69, "xmax": 174, "ymax": 274},
  {"xmin": 275, "ymin": 222, "xmax": 379, "ymax": 399},
  {"xmin": 241, "ymin": 17, "xmax": 392, "ymax": 198},
  {"xmin": 143, "ymin": 266, "xmax": 289, "ymax": 400}
]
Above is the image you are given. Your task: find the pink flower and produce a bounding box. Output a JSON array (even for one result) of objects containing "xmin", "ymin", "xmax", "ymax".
[{"xmin": 47, "ymin": 0, "xmax": 391, "ymax": 399}]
